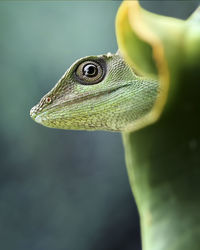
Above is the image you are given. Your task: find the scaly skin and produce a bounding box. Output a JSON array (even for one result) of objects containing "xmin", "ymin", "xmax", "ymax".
[{"xmin": 30, "ymin": 52, "xmax": 159, "ymax": 132}]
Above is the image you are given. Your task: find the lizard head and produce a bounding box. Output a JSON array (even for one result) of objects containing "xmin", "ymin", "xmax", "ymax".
[{"xmin": 30, "ymin": 53, "xmax": 158, "ymax": 132}]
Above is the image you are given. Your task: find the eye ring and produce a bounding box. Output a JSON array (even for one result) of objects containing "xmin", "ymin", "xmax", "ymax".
[{"xmin": 74, "ymin": 59, "xmax": 106, "ymax": 85}]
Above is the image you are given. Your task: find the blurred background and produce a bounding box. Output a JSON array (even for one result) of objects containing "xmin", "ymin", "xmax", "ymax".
[{"xmin": 0, "ymin": 1, "xmax": 199, "ymax": 250}]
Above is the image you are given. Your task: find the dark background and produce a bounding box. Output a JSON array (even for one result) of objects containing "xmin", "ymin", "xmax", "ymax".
[{"xmin": 0, "ymin": 1, "xmax": 199, "ymax": 250}]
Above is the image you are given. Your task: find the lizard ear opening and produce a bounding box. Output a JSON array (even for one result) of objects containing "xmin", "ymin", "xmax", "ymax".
[{"xmin": 74, "ymin": 59, "xmax": 106, "ymax": 85}]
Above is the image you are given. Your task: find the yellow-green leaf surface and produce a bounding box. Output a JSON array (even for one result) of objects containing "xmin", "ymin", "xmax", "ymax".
[
  {"xmin": 116, "ymin": 2, "xmax": 200, "ymax": 250},
  {"xmin": 116, "ymin": 1, "xmax": 200, "ymax": 125}
]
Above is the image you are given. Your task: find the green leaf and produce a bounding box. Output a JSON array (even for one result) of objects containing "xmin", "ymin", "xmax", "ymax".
[{"xmin": 116, "ymin": 2, "xmax": 200, "ymax": 250}]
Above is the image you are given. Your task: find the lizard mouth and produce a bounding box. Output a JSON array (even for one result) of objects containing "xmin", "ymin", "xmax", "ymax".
[
  {"xmin": 30, "ymin": 83, "xmax": 131, "ymax": 124},
  {"xmin": 30, "ymin": 107, "xmax": 37, "ymax": 119},
  {"xmin": 57, "ymin": 84, "xmax": 130, "ymax": 106}
]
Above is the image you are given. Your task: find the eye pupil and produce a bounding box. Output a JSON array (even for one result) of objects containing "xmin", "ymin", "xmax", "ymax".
[{"xmin": 83, "ymin": 64, "xmax": 98, "ymax": 77}]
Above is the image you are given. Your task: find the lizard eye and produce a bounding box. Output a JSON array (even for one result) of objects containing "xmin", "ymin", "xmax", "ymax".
[{"xmin": 74, "ymin": 59, "xmax": 106, "ymax": 85}]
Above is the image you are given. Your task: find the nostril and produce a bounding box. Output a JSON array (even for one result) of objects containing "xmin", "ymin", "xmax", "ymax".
[{"xmin": 45, "ymin": 97, "xmax": 52, "ymax": 104}]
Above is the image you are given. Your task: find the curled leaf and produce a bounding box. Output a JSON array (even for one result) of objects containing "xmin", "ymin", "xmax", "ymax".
[{"xmin": 116, "ymin": 1, "xmax": 200, "ymax": 127}]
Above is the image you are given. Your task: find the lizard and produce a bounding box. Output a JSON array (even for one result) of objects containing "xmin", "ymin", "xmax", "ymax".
[{"xmin": 30, "ymin": 52, "xmax": 159, "ymax": 132}]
